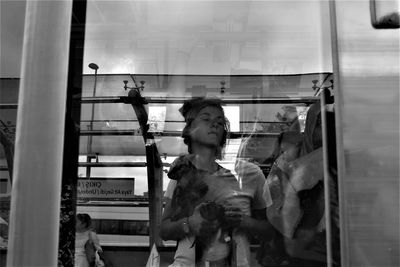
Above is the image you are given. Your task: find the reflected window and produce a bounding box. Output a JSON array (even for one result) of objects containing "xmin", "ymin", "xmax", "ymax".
[
  {"xmin": 0, "ymin": 0, "xmax": 26, "ymax": 255},
  {"xmin": 75, "ymin": 1, "xmax": 337, "ymax": 266},
  {"xmin": 223, "ymin": 105, "xmax": 240, "ymax": 132}
]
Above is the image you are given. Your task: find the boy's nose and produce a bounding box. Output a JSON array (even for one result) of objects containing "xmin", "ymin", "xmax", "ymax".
[{"xmin": 209, "ymin": 118, "xmax": 221, "ymax": 127}]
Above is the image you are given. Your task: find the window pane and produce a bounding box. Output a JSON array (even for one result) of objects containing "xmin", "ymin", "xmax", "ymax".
[
  {"xmin": 78, "ymin": 1, "xmax": 335, "ymax": 267},
  {"xmin": 0, "ymin": 0, "xmax": 26, "ymax": 257},
  {"xmin": 334, "ymin": 0, "xmax": 399, "ymax": 266}
]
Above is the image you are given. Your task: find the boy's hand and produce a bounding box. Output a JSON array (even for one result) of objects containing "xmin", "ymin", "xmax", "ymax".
[
  {"xmin": 188, "ymin": 203, "xmax": 220, "ymax": 236},
  {"xmin": 224, "ymin": 206, "xmax": 244, "ymax": 228}
]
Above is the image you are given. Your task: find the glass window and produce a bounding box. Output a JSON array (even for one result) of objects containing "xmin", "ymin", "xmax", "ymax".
[
  {"xmin": 333, "ymin": 0, "xmax": 399, "ymax": 266},
  {"xmin": 76, "ymin": 1, "xmax": 337, "ymax": 266},
  {"xmin": 0, "ymin": 0, "xmax": 26, "ymax": 257}
]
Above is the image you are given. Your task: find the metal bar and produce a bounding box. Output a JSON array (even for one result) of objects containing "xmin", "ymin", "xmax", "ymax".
[
  {"xmin": 79, "ymin": 162, "xmax": 147, "ymax": 167},
  {"xmin": 329, "ymin": 0, "xmax": 348, "ymax": 266},
  {"xmin": 79, "ymin": 96, "xmax": 318, "ymax": 105},
  {"xmin": 80, "ymin": 119, "xmax": 292, "ymax": 125},
  {"xmin": 79, "ymin": 129, "xmax": 281, "ymax": 137},
  {"xmin": 240, "ymin": 121, "xmax": 292, "ymax": 124},
  {"xmin": 124, "ymin": 88, "xmax": 163, "ymax": 249},
  {"xmin": 77, "ymin": 162, "xmax": 171, "ymax": 168},
  {"xmin": 5, "ymin": 97, "xmax": 318, "ymax": 107},
  {"xmin": 145, "ymin": 144, "xmax": 163, "ymax": 248},
  {"xmin": 321, "ymin": 89, "xmax": 333, "ymax": 267},
  {"xmin": 87, "ymin": 66, "xmax": 98, "ymax": 156},
  {"xmin": 81, "ymin": 119, "xmax": 181, "ymax": 123},
  {"xmin": 78, "ymin": 97, "xmax": 122, "ymax": 103},
  {"xmin": 0, "ymin": 103, "xmax": 18, "ymax": 109},
  {"xmin": 86, "ymin": 155, "xmax": 91, "ymax": 177},
  {"xmin": 79, "ymin": 129, "xmax": 143, "ymax": 135}
]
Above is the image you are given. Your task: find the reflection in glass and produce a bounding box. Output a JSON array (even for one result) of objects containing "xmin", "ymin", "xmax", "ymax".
[
  {"xmin": 370, "ymin": 0, "xmax": 400, "ymax": 28},
  {"xmin": 78, "ymin": 1, "xmax": 334, "ymax": 266}
]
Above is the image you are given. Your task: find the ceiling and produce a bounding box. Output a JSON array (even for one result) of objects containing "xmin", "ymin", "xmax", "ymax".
[
  {"xmin": 1, "ymin": 0, "xmax": 333, "ymax": 77},
  {"xmin": 81, "ymin": 0, "xmax": 333, "ymax": 75}
]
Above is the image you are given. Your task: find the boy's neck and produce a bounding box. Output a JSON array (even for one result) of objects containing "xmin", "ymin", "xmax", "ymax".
[{"xmin": 191, "ymin": 144, "xmax": 218, "ymax": 172}]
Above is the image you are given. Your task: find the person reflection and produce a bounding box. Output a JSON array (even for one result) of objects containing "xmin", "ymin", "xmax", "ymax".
[
  {"xmin": 259, "ymin": 100, "xmax": 339, "ymax": 267},
  {"xmin": 75, "ymin": 213, "xmax": 103, "ymax": 267},
  {"xmin": 160, "ymin": 98, "xmax": 271, "ymax": 267}
]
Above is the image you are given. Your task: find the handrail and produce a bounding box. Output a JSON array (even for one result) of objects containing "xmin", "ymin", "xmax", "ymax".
[
  {"xmin": 79, "ymin": 129, "xmax": 281, "ymax": 137},
  {"xmin": 0, "ymin": 97, "xmax": 317, "ymax": 106},
  {"xmin": 78, "ymin": 96, "xmax": 318, "ymax": 104},
  {"xmin": 77, "ymin": 162, "xmax": 171, "ymax": 167},
  {"xmin": 80, "ymin": 119, "xmax": 289, "ymax": 124},
  {"xmin": 2, "ymin": 162, "xmax": 270, "ymax": 170}
]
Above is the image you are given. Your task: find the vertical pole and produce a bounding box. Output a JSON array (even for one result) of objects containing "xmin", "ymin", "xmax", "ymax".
[
  {"xmin": 88, "ymin": 65, "xmax": 98, "ymax": 155},
  {"xmin": 7, "ymin": 1, "xmax": 73, "ymax": 266},
  {"xmin": 145, "ymin": 143, "xmax": 163, "ymax": 248},
  {"xmin": 320, "ymin": 89, "xmax": 332, "ymax": 267},
  {"xmin": 87, "ymin": 64, "xmax": 98, "ymax": 178},
  {"xmin": 329, "ymin": 1, "xmax": 348, "ymax": 266},
  {"xmin": 126, "ymin": 90, "xmax": 163, "ymax": 249},
  {"xmin": 58, "ymin": 0, "xmax": 87, "ymax": 265}
]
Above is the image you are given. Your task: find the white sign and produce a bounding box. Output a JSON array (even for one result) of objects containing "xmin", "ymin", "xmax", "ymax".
[{"xmin": 77, "ymin": 178, "xmax": 135, "ymax": 199}]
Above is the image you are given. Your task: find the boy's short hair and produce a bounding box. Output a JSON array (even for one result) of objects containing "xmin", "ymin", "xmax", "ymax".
[
  {"xmin": 77, "ymin": 213, "xmax": 92, "ymax": 229},
  {"xmin": 179, "ymin": 97, "xmax": 229, "ymax": 158}
]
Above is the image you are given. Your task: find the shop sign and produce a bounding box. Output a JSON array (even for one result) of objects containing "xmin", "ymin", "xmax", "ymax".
[{"xmin": 77, "ymin": 178, "xmax": 135, "ymax": 199}]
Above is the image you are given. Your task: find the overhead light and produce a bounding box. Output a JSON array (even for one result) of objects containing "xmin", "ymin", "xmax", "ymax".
[
  {"xmin": 88, "ymin": 63, "xmax": 99, "ymax": 70},
  {"xmin": 220, "ymin": 81, "xmax": 226, "ymax": 94}
]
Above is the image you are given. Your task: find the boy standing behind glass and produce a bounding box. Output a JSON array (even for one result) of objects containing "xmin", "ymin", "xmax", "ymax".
[{"xmin": 160, "ymin": 98, "xmax": 272, "ymax": 267}]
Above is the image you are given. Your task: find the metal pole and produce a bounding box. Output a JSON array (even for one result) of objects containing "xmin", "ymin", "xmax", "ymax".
[
  {"xmin": 7, "ymin": 1, "xmax": 73, "ymax": 266},
  {"xmin": 320, "ymin": 89, "xmax": 333, "ymax": 267},
  {"xmin": 87, "ymin": 63, "xmax": 98, "ymax": 177},
  {"xmin": 329, "ymin": 1, "xmax": 348, "ymax": 266}
]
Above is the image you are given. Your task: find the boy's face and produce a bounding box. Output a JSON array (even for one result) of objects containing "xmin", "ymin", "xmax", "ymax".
[
  {"xmin": 190, "ymin": 106, "xmax": 225, "ymax": 148},
  {"xmin": 76, "ymin": 218, "xmax": 86, "ymax": 231}
]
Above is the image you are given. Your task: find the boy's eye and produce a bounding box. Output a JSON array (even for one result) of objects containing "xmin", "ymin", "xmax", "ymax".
[{"xmin": 201, "ymin": 117, "xmax": 210, "ymax": 121}]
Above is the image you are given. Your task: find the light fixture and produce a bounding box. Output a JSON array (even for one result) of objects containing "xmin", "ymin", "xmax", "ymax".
[
  {"xmin": 88, "ymin": 63, "xmax": 99, "ymax": 71},
  {"xmin": 123, "ymin": 80, "xmax": 145, "ymax": 91},
  {"xmin": 312, "ymin": 79, "xmax": 333, "ymax": 96},
  {"xmin": 220, "ymin": 81, "xmax": 226, "ymax": 94}
]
